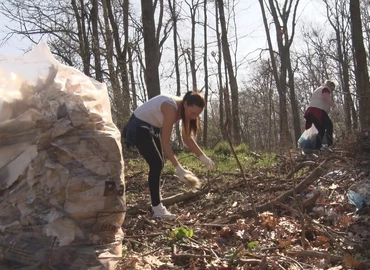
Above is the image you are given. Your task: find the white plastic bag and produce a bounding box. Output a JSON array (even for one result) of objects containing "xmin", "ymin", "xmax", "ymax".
[
  {"xmin": 297, "ymin": 125, "xmax": 318, "ymax": 152},
  {"xmin": 0, "ymin": 42, "xmax": 126, "ymax": 269}
]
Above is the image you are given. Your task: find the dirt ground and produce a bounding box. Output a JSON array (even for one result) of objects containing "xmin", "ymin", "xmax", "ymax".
[{"xmin": 119, "ymin": 133, "xmax": 370, "ymax": 270}]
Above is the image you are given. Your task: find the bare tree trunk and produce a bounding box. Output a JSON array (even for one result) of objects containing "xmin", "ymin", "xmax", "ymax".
[
  {"xmin": 267, "ymin": 0, "xmax": 300, "ymax": 145},
  {"xmin": 287, "ymin": 54, "xmax": 301, "ymax": 142},
  {"xmin": 106, "ymin": 0, "xmax": 131, "ymax": 127},
  {"xmin": 141, "ymin": 0, "xmax": 163, "ymax": 99},
  {"xmin": 186, "ymin": 0, "xmax": 200, "ymax": 91},
  {"xmin": 71, "ymin": 0, "xmax": 91, "ymax": 76},
  {"xmin": 121, "ymin": 0, "xmax": 131, "ymax": 123},
  {"xmin": 169, "ymin": 0, "xmax": 183, "ymax": 148},
  {"xmin": 350, "ymin": 0, "xmax": 370, "ymax": 130},
  {"xmin": 214, "ymin": 0, "xmax": 226, "ymax": 140},
  {"xmin": 128, "ymin": 44, "xmax": 138, "ymax": 110},
  {"xmin": 325, "ymin": 0, "xmax": 355, "ymax": 131},
  {"xmin": 91, "ymin": 0, "xmax": 103, "ymax": 82},
  {"xmin": 216, "ymin": 0, "xmax": 241, "ymax": 144},
  {"xmin": 258, "ymin": 0, "xmax": 290, "ymax": 146},
  {"xmin": 202, "ymin": 0, "xmax": 209, "ymax": 147},
  {"xmin": 102, "ymin": 0, "xmax": 123, "ymax": 124}
]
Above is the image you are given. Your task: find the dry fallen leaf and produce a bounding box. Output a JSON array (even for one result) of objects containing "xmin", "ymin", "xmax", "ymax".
[{"xmin": 344, "ymin": 253, "xmax": 367, "ymax": 270}]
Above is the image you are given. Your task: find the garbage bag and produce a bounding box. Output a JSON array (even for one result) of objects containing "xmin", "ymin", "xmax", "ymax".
[
  {"xmin": 348, "ymin": 179, "xmax": 370, "ymax": 211},
  {"xmin": 297, "ymin": 125, "xmax": 318, "ymax": 152},
  {"xmin": 0, "ymin": 42, "xmax": 126, "ymax": 269}
]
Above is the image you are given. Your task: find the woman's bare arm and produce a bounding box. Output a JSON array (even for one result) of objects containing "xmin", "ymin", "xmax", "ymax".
[
  {"xmin": 182, "ymin": 126, "xmax": 203, "ymax": 157},
  {"xmin": 161, "ymin": 102, "xmax": 180, "ymax": 167}
]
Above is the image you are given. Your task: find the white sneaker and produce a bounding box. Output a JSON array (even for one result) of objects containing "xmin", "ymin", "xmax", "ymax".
[{"xmin": 151, "ymin": 203, "xmax": 176, "ymax": 219}]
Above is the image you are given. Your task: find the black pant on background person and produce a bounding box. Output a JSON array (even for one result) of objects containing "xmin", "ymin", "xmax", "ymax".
[
  {"xmin": 304, "ymin": 110, "xmax": 333, "ymax": 149},
  {"xmin": 135, "ymin": 127, "xmax": 164, "ymax": 207}
]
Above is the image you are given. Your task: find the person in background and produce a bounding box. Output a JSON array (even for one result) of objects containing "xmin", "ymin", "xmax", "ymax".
[
  {"xmin": 122, "ymin": 91, "xmax": 216, "ymax": 219},
  {"xmin": 304, "ymin": 80, "xmax": 336, "ymax": 149}
]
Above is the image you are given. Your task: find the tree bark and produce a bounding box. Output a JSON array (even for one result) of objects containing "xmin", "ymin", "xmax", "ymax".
[
  {"xmin": 258, "ymin": 0, "xmax": 290, "ymax": 146},
  {"xmin": 202, "ymin": 0, "xmax": 209, "ymax": 147},
  {"xmin": 102, "ymin": 0, "xmax": 123, "ymax": 125},
  {"xmin": 91, "ymin": 0, "xmax": 103, "ymax": 82},
  {"xmin": 214, "ymin": 0, "xmax": 227, "ymax": 140},
  {"xmin": 128, "ymin": 44, "xmax": 138, "ymax": 110},
  {"xmin": 216, "ymin": 0, "xmax": 241, "ymax": 144},
  {"xmin": 141, "ymin": 0, "xmax": 161, "ymax": 98},
  {"xmin": 71, "ymin": 0, "xmax": 91, "ymax": 76},
  {"xmin": 350, "ymin": 0, "xmax": 370, "ymax": 130},
  {"xmin": 168, "ymin": 0, "xmax": 183, "ymax": 148},
  {"xmin": 106, "ymin": 0, "xmax": 131, "ymax": 127},
  {"xmin": 190, "ymin": 0, "xmax": 200, "ymax": 91}
]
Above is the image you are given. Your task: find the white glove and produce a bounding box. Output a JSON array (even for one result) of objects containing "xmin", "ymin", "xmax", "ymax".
[
  {"xmin": 176, "ymin": 165, "xmax": 194, "ymax": 182},
  {"xmin": 199, "ymin": 154, "xmax": 216, "ymax": 170},
  {"xmin": 175, "ymin": 165, "xmax": 200, "ymax": 189}
]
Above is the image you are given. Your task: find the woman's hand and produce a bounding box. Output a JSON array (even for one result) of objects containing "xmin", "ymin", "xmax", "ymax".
[
  {"xmin": 199, "ymin": 154, "xmax": 216, "ymax": 170},
  {"xmin": 176, "ymin": 165, "xmax": 194, "ymax": 181}
]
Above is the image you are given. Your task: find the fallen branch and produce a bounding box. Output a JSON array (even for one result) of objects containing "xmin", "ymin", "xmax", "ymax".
[
  {"xmin": 126, "ymin": 189, "xmax": 204, "ymax": 215},
  {"xmin": 162, "ymin": 189, "xmax": 204, "ymax": 205},
  {"xmin": 286, "ymin": 161, "xmax": 317, "ymax": 179},
  {"xmin": 238, "ymin": 160, "xmax": 328, "ymax": 218},
  {"xmin": 286, "ymin": 250, "xmax": 342, "ymax": 262},
  {"xmin": 172, "ymin": 253, "xmax": 213, "ymax": 259}
]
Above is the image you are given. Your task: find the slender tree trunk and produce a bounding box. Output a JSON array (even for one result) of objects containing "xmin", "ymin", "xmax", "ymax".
[
  {"xmin": 325, "ymin": 0, "xmax": 355, "ymax": 131},
  {"xmin": 106, "ymin": 0, "xmax": 131, "ymax": 127},
  {"xmin": 141, "ymin": 0, "xmax": 161, "ymax": 98},
  {"xmin": 336, "ymin": 30, "xmax": 352, "ymax": 130},
  {"xmin": 202, "ymin": 0, "xmax": 209, "ymax": 146},
  {"xmin": 216, "ymin": 0, "xmax": 241, "ymax": 144},
  {"xmin": 168, "ymin": 0, "xmax": 182, "ymax": 148},
  {"xmin": 121, "ymin": 0, "xmax": 131, "ymax": 123},
  {"xmin": 71, "ymin": 0, "xmax": 91, "ymax": 76},
  {"xmin": 102, "ymin": 0, "xmax": 123, "ymax": 124},
  {"xmin": 287, "ymin": 54, "xmax": 301, "ymax": 142},
  {"xmin": 189, "ymin": 0, "xmax": 199, "ymax": 90},
  {"xmin": 128, "ymin": 44, "xmax": 137, "ymax": 110},
  {"xmin": 350, "ymin": 0, "xmax": 370, "ymax": 130},
  {"xmin": 215, "ymin": 0, "xmax": 226, "ymax": 140},
  {"xmin": 91, "ymin": 0, "xmax": 103, "ymax": 82},
  {"xmin": 258, "ymin": 0, "xmax": 290, "ymax": 146}
]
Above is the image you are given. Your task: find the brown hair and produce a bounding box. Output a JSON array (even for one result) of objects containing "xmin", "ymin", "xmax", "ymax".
[{"xmin": 181, "ymin": 91, "xmax": 205, "ymax": 136}]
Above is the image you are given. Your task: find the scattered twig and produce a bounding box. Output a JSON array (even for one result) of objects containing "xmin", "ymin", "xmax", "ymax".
[
  {"xmin": 222, "ymin": 87, "xmax": 258, "ymax": 219},
  {"xmin": 285, "ymin": 250, "xmax": 342, "ymax": 261},
  {"xmin": 125, "ymin": 233, "xmax": 163, "ymax": 238},
  {"xmin": 238, "ymin": 159, "xmax": 328, "ymax": 218},
  {"xmin": 172, "ymin": 253, "xmax": 213, "ymax": 259},
  {"xmin": 141, "ymin": 247, "xmax": 162, "ymax": 257},
  {"xmin": 286, "ymin": 161, "xmax": 317, "ymax": 179},
  {"xmin": 45, "ymin": 236, "xmax": 57, "ymax": 270}
]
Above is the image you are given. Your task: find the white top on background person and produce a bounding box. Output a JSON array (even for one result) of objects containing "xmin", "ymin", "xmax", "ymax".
[{"xmin": 308, "ymin": 80, "xmax": 335, "ymax": 112}]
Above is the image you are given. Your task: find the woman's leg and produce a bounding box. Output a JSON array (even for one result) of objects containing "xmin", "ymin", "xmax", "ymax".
[
  {"xmin": 135, "ymin": 128, "xmax": 164, "ymax": 206},
  {"xmin": 322, "ymin": 111, "xmax": 333, "ymax": 146}
]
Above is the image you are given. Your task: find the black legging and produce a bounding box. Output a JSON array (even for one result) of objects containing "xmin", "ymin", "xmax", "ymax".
[
  {"xmin": 135, "ymin": 127, "xmax": 164, "ymax": 207},
  {"xmin": 304, "ymin": 110, "xmax": 333, "ymax": 149}
]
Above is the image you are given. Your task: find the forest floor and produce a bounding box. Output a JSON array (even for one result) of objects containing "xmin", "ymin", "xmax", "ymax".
[{"xmin": 118, "ymin": 133, "xmax": 370, "ymax": 270}]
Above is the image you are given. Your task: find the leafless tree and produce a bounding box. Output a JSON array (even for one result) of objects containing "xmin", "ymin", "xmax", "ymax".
[
  {"xmin": 323, "ymin": 0, "xmax": 358, "ymax": 130},
  {"xmin": 259, "ymin": 0, "xmax": 301, "ymax": 146},
  {"xmin": 216, "ymin": 0, "xmax": 241, "ymax": 144}
]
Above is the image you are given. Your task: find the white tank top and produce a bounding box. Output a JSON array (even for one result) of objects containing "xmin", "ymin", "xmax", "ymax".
[
  {"xmin": 308, "ymin": 85, "xmax": 330, "ymax": 112},
  {"xmin": 134, "ymin": 95, "xmax": 178, "ymax": 128}
]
